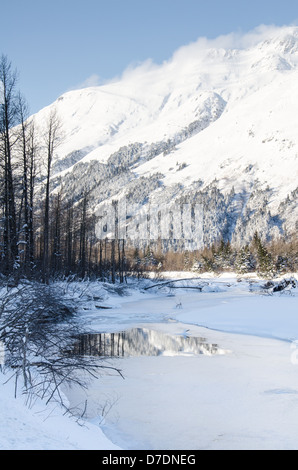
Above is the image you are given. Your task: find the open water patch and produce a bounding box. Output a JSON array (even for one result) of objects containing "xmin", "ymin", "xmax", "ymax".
[{"xmin": 73, "ymin": 327, "xmax": 227, "ymax": 358}]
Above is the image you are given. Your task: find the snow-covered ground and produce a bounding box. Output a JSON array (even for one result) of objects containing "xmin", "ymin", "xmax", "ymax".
[
  {"xmin": 0, "ymin": 374, "xmax": 120, "ymax": 450},
  {"xmin": 1, "ymin": 272, "xmax": 298, "ymax": 450}
]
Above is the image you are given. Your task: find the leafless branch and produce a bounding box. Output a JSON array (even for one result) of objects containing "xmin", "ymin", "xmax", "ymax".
[{"xmin": 0, "ymin": 281, "xmax": 123, "ymax": 409}]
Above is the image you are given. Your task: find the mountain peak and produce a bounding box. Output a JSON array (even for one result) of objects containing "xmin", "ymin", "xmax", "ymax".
[
  {"xmin": 257, "ymin": 26, "xmax": 298, "ymax": 54},
  {"xmin": 31, "ymin": 25, "xmax": 298, "ymax": 246}
]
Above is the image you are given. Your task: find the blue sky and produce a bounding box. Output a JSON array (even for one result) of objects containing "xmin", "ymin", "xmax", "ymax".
[{"xmin": 1, "ymin": 0, "xmax": 298, "ymax": 114}]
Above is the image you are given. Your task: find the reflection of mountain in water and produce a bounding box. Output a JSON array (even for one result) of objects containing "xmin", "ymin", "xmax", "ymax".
[{"xmin": 74, "ymin": 328, "xmax": 224, "ymax": 358}]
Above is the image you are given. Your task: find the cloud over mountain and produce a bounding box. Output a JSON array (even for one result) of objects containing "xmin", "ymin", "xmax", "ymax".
[{"xmin": 32, "ymin": 24, "xmax": 298, "ymax": 247}]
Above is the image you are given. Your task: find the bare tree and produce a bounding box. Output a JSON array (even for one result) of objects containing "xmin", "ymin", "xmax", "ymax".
[
  {"xmin": 42, "ymin": 108, "xmax": 62, "ymax": 283},
  {"xmin": 51, "ymin": 192, "xmax": 62, "ymax": 275},
  {"xmin": 0, "ymin": 55, "xmax": 19, "ymax": 274},
  {"xmin": 0, "ymin": 282, "xmax": 123, "ymax": 405},
  {"xmin": 64, "ymin": 198, "xmax": 74, "ymax": 276},
  {"xmin": 27, "ymin": 120, "xmax": 37, "ymax": 270},
  {"xmin": 79, "ymin": 193, "xmax": 88, "ymax": 279},
  {"xmin": 16, "ymin": 93, "xmax": 35, "ymax": 274}
]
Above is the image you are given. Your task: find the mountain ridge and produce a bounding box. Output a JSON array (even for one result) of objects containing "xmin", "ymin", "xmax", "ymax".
[{"xmin": 33, "ymin": 25, "xmax": 298, "ymax": 247}]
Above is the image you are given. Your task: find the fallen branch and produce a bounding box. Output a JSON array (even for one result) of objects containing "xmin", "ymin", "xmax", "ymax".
[
  {"xmin": 144, "ymin": 278, "xmax": 207, "ymax": 290},
  {"xmin": 95, "ymin": 305, "xmax": 113, "ymax": 309}
]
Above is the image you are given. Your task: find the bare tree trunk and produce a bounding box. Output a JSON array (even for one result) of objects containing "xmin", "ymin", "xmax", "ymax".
[
  {"xmin": 79, "ymin": 193, "xmax": 88, "ymax": 279},
  {"xmin": 28, "ymin": 122, "xmax": 37, "ymax": 271},
  {"xmin": 17, "ymin": 94, "xmax": 31, "ymax": 274},
  {"xmin": 111, "ymin": 239, "xmax": 115, "ymax": 284},
  {"xmin": 42, "ymin": 109, "xmax": 62, "ymax": 284},
  {"xmin": 0, "ymin": 55, "xmax": 19, "ymax": 275},
  {"xmin": 65, "ymin": 201, "xmax": 74, "ymax": 276},
  {"xmin": 52, "ymin": 192, "xmax": 62, "ymax": 275}
]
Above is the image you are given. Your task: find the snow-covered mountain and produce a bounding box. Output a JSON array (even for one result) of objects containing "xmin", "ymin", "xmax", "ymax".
[{"xmin": 34, "ymin": 25, "xmax": 298, "ymax": 247}]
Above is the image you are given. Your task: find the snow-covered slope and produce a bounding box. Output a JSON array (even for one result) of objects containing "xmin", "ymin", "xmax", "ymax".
[{"xmin": 34, "ymin": 26, "xmax": 298, "ymax": 246}]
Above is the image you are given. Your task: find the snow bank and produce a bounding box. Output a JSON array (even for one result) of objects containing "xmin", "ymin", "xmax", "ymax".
[{"xmin": 0, "ymin": 369, "xmax": 120, "ymax": 450}]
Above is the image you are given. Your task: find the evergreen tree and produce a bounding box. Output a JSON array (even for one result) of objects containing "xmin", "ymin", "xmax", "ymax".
[
  {"xmin": 252, "ymin": 232, "xmax": 274, "ymax": 277},
  {"xmin": 214, "ymin": 239, "xmax": 234, "ymax": 272},
  {"xmin": 235, "ymin": 245, "xmax": 255, "ymax": 274}
]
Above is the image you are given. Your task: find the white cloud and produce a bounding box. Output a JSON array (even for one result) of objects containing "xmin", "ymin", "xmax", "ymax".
[
  {"xmin": 68, "ymin": 24, "xmax": 298, "ymax": 91},
  {"xmin": 106, "ymin": 24, "xmax": 298, "ymax": 87},
  {"xmin": 120, "ymin": 58, "xmax": 159, "ymax": 80},
  {"xmin": 68, "ymin": 73, "xmax": 102, "ymax": 92},
  {"xmin": 80, "ymin": 73, "xmax": 102, "ymax": 88},
  {"xmin": 170, "ymin": 24, "xmax": 297, "ymax": 63},
  {"xmin": 106, "ymin": 24, "xmax": 297, "ymax": 87}
]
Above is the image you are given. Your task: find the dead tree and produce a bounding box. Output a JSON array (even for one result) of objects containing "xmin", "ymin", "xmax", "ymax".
[
  {"xmin": 0, "ymin": 282, "xmax": 123, "ymax": 406},
  {"xmin": 16, "ymin": 94, "xmax": 37, "ymax": 275},
  {"xmin": 0, "ymin": 55, "xmax": 19, "ymax": 275},
  {"xmin": 42, "ymin": 109, "xmax": 62, "ymax": 283}
]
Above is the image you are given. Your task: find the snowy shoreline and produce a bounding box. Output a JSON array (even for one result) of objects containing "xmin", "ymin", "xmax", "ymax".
[{"xmin": 1, "ymin": 272, "xmax": 298, "ymax": 450}]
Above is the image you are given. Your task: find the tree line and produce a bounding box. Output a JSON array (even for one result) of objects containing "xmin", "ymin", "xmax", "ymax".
[
  {"xmin": 0, "ymin": 55, "xmax": 62, "ymax": 282},
  {"xmin": 0, "ymin": 55, "xmax": 123, "ymax": 284},
  {"xmin": 0, "ymin": 55, "xmax": 125, "ymax": 402},
  {"xmin": 158, "ymin": 233, "xmax": 298, "ymax": 278}
]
